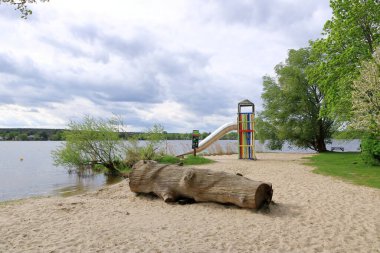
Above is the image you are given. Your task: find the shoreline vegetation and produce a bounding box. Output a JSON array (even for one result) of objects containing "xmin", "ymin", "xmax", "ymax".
[
  {"xmin": 0, "ymin": 128, "xmax": 365, "ymax": 142},
  {"xmin": 50, "ymin": 118, "xmax": 220, "ymax": 177},
  {"xmin": 0, "ymin": 128, "xmax": 238, "ymax": 141},
  {"xmin": 91, "ymin": 154, "xmax": 215, "ymax": 178}
]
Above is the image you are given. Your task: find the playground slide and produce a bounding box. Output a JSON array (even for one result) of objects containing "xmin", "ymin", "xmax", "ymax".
[{"xmin": 178, "ymin": 122, "xmax": 237, "ymax": 156}]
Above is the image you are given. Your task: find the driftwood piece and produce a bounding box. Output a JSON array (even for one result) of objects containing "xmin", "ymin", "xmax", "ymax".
[{"xmin": 129, "ymin": 160, "xmax": 273, "ymax": 209}]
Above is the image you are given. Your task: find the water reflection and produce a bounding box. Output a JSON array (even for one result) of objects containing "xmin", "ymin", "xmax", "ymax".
[{"xmin": 53, "ymin": 173, "xmax": 123, "ymax": 197}]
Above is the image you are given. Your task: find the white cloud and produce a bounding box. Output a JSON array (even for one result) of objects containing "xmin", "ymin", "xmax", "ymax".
[
  {"xmin": 0, "ymin": 104, "xmax": 65, "ymax": 128},
  {"xmin": 0, "ymin": 0, "xmax": 331, "ymax": 132}
]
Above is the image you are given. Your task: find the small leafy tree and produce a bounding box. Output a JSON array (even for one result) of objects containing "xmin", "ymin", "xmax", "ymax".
[
  {"xmin": 52, "ymin": 116, "xmax": 125, "ymax": 176},
  {"xmin": 351, "ymin": 48, "xmax": 380, "ymax": 165}
]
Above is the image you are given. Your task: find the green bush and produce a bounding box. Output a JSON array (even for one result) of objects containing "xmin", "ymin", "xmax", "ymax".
[
  {"xmin": 361, "ymin": 132, "xmax": 380, "ymax": 166},
  {"xmin": 124, "ymin": 124, "xmax": 166, "ymax": 167},
  {"xmin": 53, "ymin": 118, "xmax": 170, "ymax": 176},
  {"xmin": 93, "ymin": 164, "xmax": 107, "ymax": 172},
  {"xmin": 125, "ymin": 142, "xmax": 162, "ymax": 167},
  {"xmin": 52, "ymin": 116, "xmax": 125, "ymax": 176}
]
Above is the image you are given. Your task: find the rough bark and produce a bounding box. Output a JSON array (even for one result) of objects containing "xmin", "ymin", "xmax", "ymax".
[{"xmin": 129, "ymin": 160, "xmax": 273, "ymax": 209}]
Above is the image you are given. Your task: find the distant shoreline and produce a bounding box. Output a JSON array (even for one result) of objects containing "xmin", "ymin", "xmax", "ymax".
[{"xmin": 0, "ymin": 128, "xmax": 237, "ymax": 141}]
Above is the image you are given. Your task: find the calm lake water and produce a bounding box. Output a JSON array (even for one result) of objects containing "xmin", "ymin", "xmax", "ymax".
[
  {"xmin": 0, "ymin": 140, "xmax": 360, "ymax": 202},
  {"xmin": 0, "ymin": 141, "xmax": 122, "ymax": 202}
]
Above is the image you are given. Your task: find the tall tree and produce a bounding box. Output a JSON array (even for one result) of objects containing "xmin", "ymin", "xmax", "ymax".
[
  {"xmin": 350, "ymin": 47, "xmax": 380, "ymax": 164},
  {"xmin": 257, "ymin": 48, "xmax": 336, "ymax": 152},
  {"xmin": 351, "ymin": 48, "xmax": 380, "ymax": 131},
  {"xmin": 308, "ymin": 0, "xmax": 380, "ymax": 120}
]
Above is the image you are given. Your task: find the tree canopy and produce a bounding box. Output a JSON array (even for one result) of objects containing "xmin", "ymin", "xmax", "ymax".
[
  {"xmin": 52, "ymin": 116, "xmax": 126, "ymax": 176},
  {"xmin": 350, "ymin": 47, "xmax": 380, "ymax": 164},
  {"xmin": 307, "ymin": 0, "xmax": 380, "ymax": 120},
  {"xmin": 351, "ymin": 48, "xmax": 380, "ymax": 131},
  {"xmin": 257, "ymin": 48, "xmax": 336, "ymax": 152}
]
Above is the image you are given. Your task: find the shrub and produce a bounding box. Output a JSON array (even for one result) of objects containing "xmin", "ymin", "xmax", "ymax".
[
  {"xmin": 124, "ymin": 124, "xmax": 166, "ymax": 167},
  {"xmin": 361, "ymin": 132, "xmax": 380, "ymax": 166},
  {"xmin": 52, "ymin": 116, "xmax": 125, "ymax": 176}
]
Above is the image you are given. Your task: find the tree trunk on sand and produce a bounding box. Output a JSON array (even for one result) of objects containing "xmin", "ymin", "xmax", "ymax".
[
  {"xmin": 316, "ymin": 137, "xmax": 327, "ymax": 152},
  {"xmin": 129, "ymin": 160, "xmax": 273, "ymax": 210},
  {"xmin": 316, "ymin": 118, "xmax": 329, "ymax": 152}
]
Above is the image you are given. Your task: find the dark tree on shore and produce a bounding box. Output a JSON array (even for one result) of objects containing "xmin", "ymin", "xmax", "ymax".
[{"xmin": 257, "ymin": 48, "xmax": 336, "ymax": 152}]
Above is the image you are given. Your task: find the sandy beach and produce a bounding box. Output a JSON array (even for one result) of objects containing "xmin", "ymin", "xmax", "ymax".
[{"xmin": 1, "ymin": 153, "xmax": 379, "ymax": 253}]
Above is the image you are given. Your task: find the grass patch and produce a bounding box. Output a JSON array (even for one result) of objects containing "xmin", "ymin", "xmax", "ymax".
[
  {"xmin": 305, "ymin": 152, "xmax": 380, "ymax": 189},
  {"xmin": 118, "ymin": 167, "xmax": 131, "ymax": 173},
  {"xmin": 183, "ymin": 155, "xmax": 214, "ymax": 166},
  {"xmin": 156, "ymin": 155, "xmax": 181, "ymax": 164},
  {"xmin": 155, "ymin": 154, "xmax": 214, "ymax": 166}
]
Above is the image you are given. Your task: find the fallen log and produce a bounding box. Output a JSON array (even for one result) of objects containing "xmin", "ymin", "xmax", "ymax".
[{"xmin": 129, "ymin": 160, "xmax": 273, "ymax": 209}]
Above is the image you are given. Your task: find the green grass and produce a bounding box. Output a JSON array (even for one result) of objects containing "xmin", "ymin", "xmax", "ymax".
[
  {"xmin": 156, "ymin": 154, "xmax": 214, "ymax": 166},
  {"xmin": 305, "ymin": 152, "xmax": 380, "ymax": 189},
  {"xmin": 182, "ymin": 155, "xmax": 215, "ymax": 165},
  {"xmin": 156, "ymin": 155, "xmax": 181, "ymax": 164}
]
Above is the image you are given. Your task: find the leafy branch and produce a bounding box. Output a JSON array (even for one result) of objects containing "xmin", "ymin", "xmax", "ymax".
[{"xmin": 0, "ymin": 0, "xmax": 49, "ymax": 18}]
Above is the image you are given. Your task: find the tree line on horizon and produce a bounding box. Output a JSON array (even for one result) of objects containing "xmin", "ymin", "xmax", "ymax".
[{"xmin": 0, "ymin": 128, "xmax": 238, "ymax": 141}]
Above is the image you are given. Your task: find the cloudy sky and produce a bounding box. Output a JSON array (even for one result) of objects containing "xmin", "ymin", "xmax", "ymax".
[{"xmin": 0, "ymin": 0, "xmax": 331, "ymax": 132}]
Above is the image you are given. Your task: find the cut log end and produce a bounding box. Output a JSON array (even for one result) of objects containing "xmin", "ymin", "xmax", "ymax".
[{"xmin": 254, "ymin": 184, "xmax": 273, "ymax": 209}]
